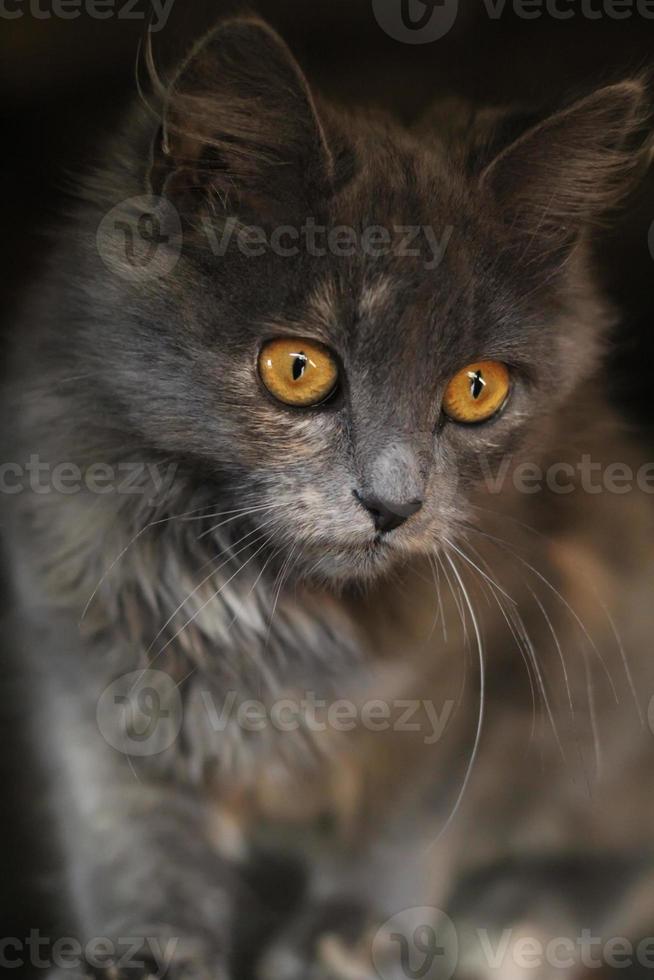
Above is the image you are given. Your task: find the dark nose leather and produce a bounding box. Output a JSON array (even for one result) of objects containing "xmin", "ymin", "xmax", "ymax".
[{"xmin": 354, "ymin": 491, "xmax": 423, "ymax": 533}]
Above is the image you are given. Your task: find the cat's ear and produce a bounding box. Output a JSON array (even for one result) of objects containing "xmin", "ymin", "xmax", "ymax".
[
  {"xmin": 479, "ymin": 80, "xmax": 650, "ymax": 265},
  {"xmin": 148, "ymin": 17, "xmax": 334, "ymax": 217}
]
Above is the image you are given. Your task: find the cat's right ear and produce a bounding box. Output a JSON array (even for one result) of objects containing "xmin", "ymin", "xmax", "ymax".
[
  {"xmin": 147, "ymin": 17, "xmax": 335, "ymax": 218},
  {"xmin": 479, "ymin": 79, "xmax": 651, "ymax": 267}
]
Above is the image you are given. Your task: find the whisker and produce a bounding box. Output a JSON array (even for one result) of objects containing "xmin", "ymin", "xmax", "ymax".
[
  {"xmin": 233, "ymin": 543, "xmax": 288, "ymax": 699},
  {"xmin": 437, "ymin": 549, "xmax": 468, "ymax": 653},
  {"xmin": 79, "ymin": 501, "xmax": 230, "ymax": 624},
  {"xmin": 461, "ymin": 538, "xmax": 539, "ymax": 748},
  {"xmin": 145, "ymin": 515, "xmax": 280, "ymax": 656},
  {"xmin": 196, "ymin": 502, "xmax": 277, "ymax": 539},
  {"xmin": 511, "ymin": 550, "xmax": 619, "ymax": 705},
  {"xmin": 425, "ymin": 553, "xmax": 447, "ymax": 645},
  {"xmin": 172, "ymin": 542, "xmax": 285, "ymax": 696},
  {"xmin": 150, "ymin": 532, "xmax": 273, "ymax": 666},
  {"xmin": 264, "ymin": 542, "xmax": 300, "ymax": 654},
  {"xmin": 467, "ymin": 503, "xmax": 544, "ymax": 541},
  {"xmin": 443, "ymin": 536, "xmax": 516, "ymax": 606},
  {"xmin": 528, "ymin": 586, "xmax": 592, "ymax": 794},
  {"xmin": 427, "ymin": 548, "xmax": 485, "ymax": 848},
  {"xmin": 584, "ymin": 649, "xmax": 602, "ymax": 782},
  {"xmin": 464, "ymin": 524, "xmax": 620, "ymax": 703},
  {"xmin": 597, "ymin": 596, "xmax": 644, "ymax": 727}
]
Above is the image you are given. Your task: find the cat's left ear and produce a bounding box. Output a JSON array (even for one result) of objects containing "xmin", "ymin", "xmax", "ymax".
[
  {"xmin": 479, "ymin": 79, "xmax": 651, "ymax": 265},
  {"xmin": 148, "ymin": 17, "xmax": 335, "ymax": 217}
]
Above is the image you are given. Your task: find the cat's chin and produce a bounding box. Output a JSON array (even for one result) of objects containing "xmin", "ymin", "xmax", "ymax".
[{"xmin": 296, "ymin": 536, "xmax": 403, "ymax": 586}]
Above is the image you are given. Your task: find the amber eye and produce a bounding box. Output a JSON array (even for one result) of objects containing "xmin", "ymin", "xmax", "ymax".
[
  {"xmin": 442, "ymin": 360, "xmax": 511, "ymax": 424},
  {"xmin": 258, "ymin": 337, "xmax": 339, "ymax": 407}
]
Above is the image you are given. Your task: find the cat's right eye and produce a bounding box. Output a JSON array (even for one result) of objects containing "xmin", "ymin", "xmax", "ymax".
[
  {"xmin": 442, "ymin": 360, "xmax": 511, "ymax": 424},
  {"xmin": 258, "ymin": 338, "xmax": 339, "ymax": 407}
]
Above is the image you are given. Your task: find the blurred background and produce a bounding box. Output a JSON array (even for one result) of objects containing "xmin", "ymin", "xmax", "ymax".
[{"xmin": 1, "ymin": 0, "xmax": 654, "ymax": 967}]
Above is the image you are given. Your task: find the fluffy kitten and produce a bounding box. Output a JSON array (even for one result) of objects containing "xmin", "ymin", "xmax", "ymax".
[{"xmin": 3, "ymin": 14, "xmax": 654, "ymax": 980}]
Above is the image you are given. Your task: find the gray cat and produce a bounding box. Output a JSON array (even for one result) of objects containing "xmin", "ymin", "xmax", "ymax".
[{"xmin": 2, "ymin": 14, "xmax": 654, "ymax": 980}]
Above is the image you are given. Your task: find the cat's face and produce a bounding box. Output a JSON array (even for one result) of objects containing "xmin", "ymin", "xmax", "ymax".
[{"xmin": 87, "ymin": 19, "xmax": 645, "ymax": 584}]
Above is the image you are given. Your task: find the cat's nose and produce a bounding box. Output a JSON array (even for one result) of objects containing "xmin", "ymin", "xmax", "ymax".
[{"xmin": 353, "ymin": 490, "xmax": 423, "ymax": 534}]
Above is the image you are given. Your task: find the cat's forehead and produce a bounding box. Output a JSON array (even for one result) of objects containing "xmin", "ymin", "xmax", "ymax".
[
  {"xmin": 299, "ymin": 224, "xmax": 481, "ymax": 351},
  {"xmin": 358, "ymin": 276, "xmax": 398, "ymax": 322},
  {"xmin": 307, "ymin": 275, "xmax": 399, "ymax": 328},
  {"xmin": 308, "ymin": 169, "xmax": 486, "ymax": 334},
  {"xmin": 294, "ymin": 226, "xmax": 525, "ymax": 377}
]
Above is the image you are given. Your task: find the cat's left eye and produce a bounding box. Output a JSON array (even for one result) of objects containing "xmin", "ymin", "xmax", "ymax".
[
  {"xmin": 442, "ymin": 360, "xmax": 511, "ymax": 424},
  {"xmin": 258, "ymin": 337, "xmax": 339, "ymax": 407}
]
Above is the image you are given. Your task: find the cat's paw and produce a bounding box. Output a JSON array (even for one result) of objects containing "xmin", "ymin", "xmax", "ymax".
[{"xmin": 257, "ymin": 899, "xmax": 379, "ymax": 980}]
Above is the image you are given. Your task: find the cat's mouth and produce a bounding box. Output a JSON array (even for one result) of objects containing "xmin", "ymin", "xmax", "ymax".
[{"xmin": 297, "ymin": 531, "xmax": 401, "ymax": 583}]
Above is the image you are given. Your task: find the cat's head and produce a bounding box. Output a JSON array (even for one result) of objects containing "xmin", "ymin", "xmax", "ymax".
[{"xmin": 81, "ymin": 17, "xmax": 649, "ymax": 585}]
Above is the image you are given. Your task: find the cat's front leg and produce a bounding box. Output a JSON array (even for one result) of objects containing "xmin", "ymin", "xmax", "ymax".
[
  {"xmin": 49, "ymin": 769, "xmax": 239, "ymax": 980},
  {"xmin": 256, "ymin": 896, "xmax": 376, "ymax": 980},
  {"xmin": 25, "ymin": 628, "xmax": 241, "ymax": 980},
  {"xmin": 257, "ymin": 899, "xmax": 459, "ymax": 980}
]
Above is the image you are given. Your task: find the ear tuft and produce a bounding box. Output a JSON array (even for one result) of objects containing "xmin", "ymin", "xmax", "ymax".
[
  {"xmin": 479, "ymin": 78, "xmax": 652, "ymax": 264},
  {"xmin": 149, "ymin": 17, "xmax": 334, "ymax": 217}
]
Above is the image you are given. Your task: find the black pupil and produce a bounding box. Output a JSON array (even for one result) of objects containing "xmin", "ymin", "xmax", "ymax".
[
  {"xmin": 470, "ymin": 370, "xmax": 485, "ymax": 400},
  {"xmin": 292, "ymin": 354, "xmax": 307, "ymax": 381}
]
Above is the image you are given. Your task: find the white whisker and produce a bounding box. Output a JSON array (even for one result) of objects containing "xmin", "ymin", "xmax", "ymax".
[
  {"xmin": 427, "ymin": 548, "xmax": 485, "ymax": 848},
  {"xmin": 150, "ymin": 530, "xmax": 274, "ymax": 665},
  {"xmin": 145, "ymin": 515, "xmax": 279, "ymax": 656}
]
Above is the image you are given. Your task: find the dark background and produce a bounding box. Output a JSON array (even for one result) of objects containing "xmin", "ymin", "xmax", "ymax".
[
  {"xmin": 3, "ymin": 0, "xmax": 654, "ymax": 414},
  {"xmin": 1, "ymin": 0, "xmax": 654, "ymax": 970}
]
